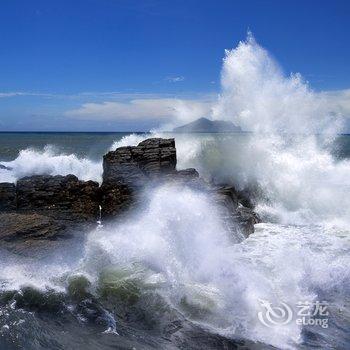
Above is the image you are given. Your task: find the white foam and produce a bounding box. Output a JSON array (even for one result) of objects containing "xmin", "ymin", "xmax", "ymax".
[
  {"xmin": 0, "ymin": 146, "xmax": 102, "ymax": 183},
  {"xmin": 109, "ymin": 133, "xmax": 150, "ymax": 150},
  {"xmin": 205, "ymin": 33, "xmax": 350, "ymax": 225},
  {"xmin": 78, "ymin": 184, "xmax": 349, "ymax": 349},
  {"xmin": 213, "ymin": 32, "xmax": 341, "ymax": 135}
]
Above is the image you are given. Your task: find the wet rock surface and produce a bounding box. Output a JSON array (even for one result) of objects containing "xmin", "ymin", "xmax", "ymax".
[
  {"xmin": 213, "ymin": 185, "xmax": 259, "ymax": 238},
  {"xmin": 16, "ymin": 175, "xmax": 100, "ymax": 222},
  {"xmin": 99, "ymin": 181, "xmax": 134, "ymax": 218},
  {"xmin": 0, "ymin": 212, "xmax": 72, "ymax": 256},
  {"xmin": 0, "ymin": 182, "xmax": 16, "ymax": 211},
  {"xmin": 101, "ymin": 138, "xmax": 177, "ymax": 217},
  {"xmin": 0, "ymin": 213, "xmax": 65, "ymax": 241},
  {"xmin": 0, "ymin": 175, "xmax": 100, "ymax": 251},
  {"xmin": 103, "ymin": 138, "xmax": 176, "ymax": 186},
  {"xmin": 0, "ymin": 137, "xmax": 260, "ymax": 248}
]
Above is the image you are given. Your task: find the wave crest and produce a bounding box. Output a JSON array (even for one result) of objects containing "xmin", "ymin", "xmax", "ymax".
[{"xmin": 0, "ymin": 146, "xmax": 102, "ymax": 183}]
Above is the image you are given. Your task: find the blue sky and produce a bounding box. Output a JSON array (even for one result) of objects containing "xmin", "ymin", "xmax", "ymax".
[{"xmin": 0, "ymin": 0, "xmax": 350, "ymax": 131}]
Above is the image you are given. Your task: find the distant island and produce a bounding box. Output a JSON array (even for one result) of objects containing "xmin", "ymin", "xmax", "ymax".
[{"xmin": 173, "ymin": 117, "xmax": 242, "ymax": 133}]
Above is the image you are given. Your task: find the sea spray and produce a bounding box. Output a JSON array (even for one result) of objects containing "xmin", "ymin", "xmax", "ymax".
[
  {"xmin": 213, "ymin": 32, "xmax": 341, "ymax": 135},
  {"xmin": 195, "ymin": 33, "xmax": 350, "ymax": 226},
  {"xmin": 0, "ymin": 183, "xmax": 348, "ymax": 349},
  {"xmin": 100, "ymin": 35, "xmax": 350, "ymax": 348},
  {"xmin": 0, "ymin": 145, "xmax": 102, "ymax": 183},
  {"xmin": 77, "ymin": 184, "xmax": 349, "ymax": 348}
]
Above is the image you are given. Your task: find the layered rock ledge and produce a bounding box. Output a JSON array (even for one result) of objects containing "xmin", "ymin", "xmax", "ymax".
[
  {"xmin": 0, "ymin": 138, "xmax": 259, "ymax": 253},
  {"xmin": 101, "ymin": 138, "xmax": 177, "ymax": 217}
]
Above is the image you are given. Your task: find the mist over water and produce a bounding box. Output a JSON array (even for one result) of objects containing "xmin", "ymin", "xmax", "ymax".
[{"xmin": 0, "ymin": 35, "xmax": 350, "ymax": 349}]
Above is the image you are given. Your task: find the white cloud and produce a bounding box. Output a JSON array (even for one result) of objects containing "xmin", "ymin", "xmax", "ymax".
[
  {"xmin": 165, "ymin": 76, "xmax": 185, "ymax": 83},
  {"xmin": 0, "ymin": 92, "xmax": 23, "ymax": 98},
  {"xmin": 2, "ymin": 88, "xmax": 350, "ymax": 130},
  {"xmin": 0, "ymin": 90, "xmax": 178, "ymax": 100},
  {"xmin": 64, "ymin": 88, "xmax": 350, "ymax": 130},
  {"xmin": 65, "ymin": 98, "xmax": 213, "ymax": 127}
]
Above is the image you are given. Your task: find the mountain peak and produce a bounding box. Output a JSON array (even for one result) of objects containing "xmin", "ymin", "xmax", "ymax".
[{"xmin": 173, "ymin": 117, "xmax": 242, "ymax": 133}]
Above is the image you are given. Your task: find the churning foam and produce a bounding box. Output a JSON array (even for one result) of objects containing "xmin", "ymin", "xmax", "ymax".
[
  {"xmin": 79, "ymin": 184, "xmax": 349, "ymax": 349},
  {"xmin": 1, "ymin": 184, "xmax": 348, "ymax": 348},
  {"xmin": 0, "ymin": 146, "xmax": 102, "ymax": 183},
  {"xmin": 205, "ymin": 33, "xmax": 350, "ymax": 226}
]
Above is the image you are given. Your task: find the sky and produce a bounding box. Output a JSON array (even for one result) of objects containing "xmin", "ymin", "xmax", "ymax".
[{"xmin": 0, "ymin": 0, "xmax": 350, "ymax": 132}]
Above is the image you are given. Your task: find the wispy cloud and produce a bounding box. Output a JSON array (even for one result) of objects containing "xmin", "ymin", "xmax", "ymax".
[
  {"xmin": 165, "ymin": 76, "xmax": 185, "ymax": 83},
  {"xmin": 65, "ymin": 97, "xmax": 213, "ymax": 128},
  {"xmin": 0, "ymin": 91, "xmax": 55, "ymax": 98},
  {"xmin": 0, "ymin": 90, "xmax": 183, "ymax": 100}
]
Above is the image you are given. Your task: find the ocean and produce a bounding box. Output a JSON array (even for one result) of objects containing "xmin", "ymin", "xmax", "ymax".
[{"xmin": 0, "ymin": 131, "xmax": 349, "ymax": 350}]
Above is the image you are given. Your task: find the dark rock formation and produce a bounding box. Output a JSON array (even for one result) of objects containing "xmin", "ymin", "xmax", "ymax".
[
  {"xmin": 99, "ymin": 181, "xmax": 134, "ymax": 218},
  {"xmin": 101, "ymin": 138, "xmax": 177, "ymax": 217},
  {"xmin": 103, "ymin": 138, "xmax": 176, "ymax": 185},
  {"xmin": 0, "ymin": 212, "xmax": 86, "ymax": 257},
  {"xmin": 162, "ymin": 168, "xmax": 203, "ymax": 190},
  {"xmin": 0, "ymin": 137, "xmax": 260, "ymax": 251},
  {"xmin": 233, "ymin": 207, "xmax": 260, "ymax": 237},
  {"xmin": 0, "ymin": 182, "xmax": 16, "ymax": 211},
  {"xmin": 0, "ymin": 213, "xmax": 65, "ymax": 241},
  {"xmin": 16, "ymin": 175, "xmax": 100, "ymax": 222},
  {"xmin": 171, "ymin": 168, "xmax": 199, "ymax": 180},
  {"xmin": 0, "ymin": 175, "xmax": 100, "ymax": 253},
  {"xmin": 213, "ymin": 185, "xmax": 259, "ymax": 237},
  {"xmin": 215, "ymin": 185, "xmax": 239, "ymax": 210}
]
